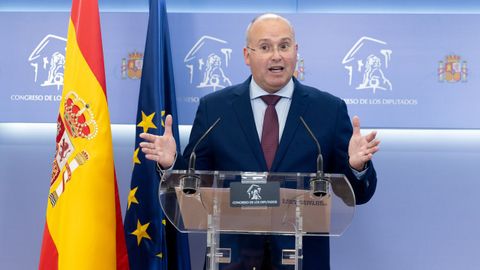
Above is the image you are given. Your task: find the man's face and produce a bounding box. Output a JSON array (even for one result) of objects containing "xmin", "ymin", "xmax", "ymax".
[{"xmin": 244, "ymin": 18, "xmax": 298, "ymax": 93}]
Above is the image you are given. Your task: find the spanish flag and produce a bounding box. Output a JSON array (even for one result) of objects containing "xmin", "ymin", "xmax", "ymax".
[{"xmin": 38, "ymin": 0, "xmax": 129, "ymax": 269}]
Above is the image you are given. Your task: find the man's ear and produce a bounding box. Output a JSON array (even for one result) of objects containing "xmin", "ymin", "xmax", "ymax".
[{"xmin": 243, "ymin": 47, "xmax": 250, "ymax": 66}]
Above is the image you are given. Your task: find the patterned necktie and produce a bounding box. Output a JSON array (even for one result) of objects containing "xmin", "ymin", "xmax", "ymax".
[{"xmin": 260, "ymin": 95, "xmax": 282, "ymax": 170}]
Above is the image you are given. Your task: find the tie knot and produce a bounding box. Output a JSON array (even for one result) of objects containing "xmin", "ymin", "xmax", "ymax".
[{"xmin": 261, "ymin": 95, "xmax": 281, "ymax": 106}]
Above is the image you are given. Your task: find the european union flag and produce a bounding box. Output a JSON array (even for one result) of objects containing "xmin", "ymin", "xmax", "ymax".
[{"xmin": 124, "ymin": 0, "xmax": 191, "ymax": 269}]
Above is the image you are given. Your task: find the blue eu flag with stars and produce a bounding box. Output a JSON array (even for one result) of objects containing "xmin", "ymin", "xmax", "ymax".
[{"xmin": 124, "ymin": 0, "xmax": 191, "ymax": 269}]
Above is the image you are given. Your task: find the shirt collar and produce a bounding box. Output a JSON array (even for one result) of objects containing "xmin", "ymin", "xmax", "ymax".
[{"xmin": 250, "ymin": 77, "xmax": 294, "ymax": 100}]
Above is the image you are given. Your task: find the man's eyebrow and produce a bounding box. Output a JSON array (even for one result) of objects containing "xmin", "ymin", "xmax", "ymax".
[
  {"xmin": 255, "ymin": 37, "xmax": 293, "ymax": 43},
  {"xmin": 280, "ymin": 37, "xmax": 293, "ymax": 42}
]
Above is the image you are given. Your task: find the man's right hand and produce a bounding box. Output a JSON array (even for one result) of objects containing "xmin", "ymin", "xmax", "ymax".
[{"xmin": 139, "ymin": 114, "xmax": 177, "ymax": 169}]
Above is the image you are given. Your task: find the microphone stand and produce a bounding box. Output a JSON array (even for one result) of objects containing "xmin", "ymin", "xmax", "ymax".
[
  {"xmin": 180, "ymin": 117, "xmax": 221, "ymax": 194},
  {"xmin": 299, "ymin": 116, "xmax": 329, "ymax": 197}
]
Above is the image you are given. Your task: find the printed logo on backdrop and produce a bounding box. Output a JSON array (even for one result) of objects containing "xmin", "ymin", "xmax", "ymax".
[
  {"xmin": 121, "ymin": 51, "xmax": 144, "ymax": 80},
  {"xmin": 184, "ymin": 35, "xmax": 232, "ymax": 92},
  {"xmin": 28, "ymin": 34, "xmax": 67, "ymax": 90},
  {"xmin": 342, "ymin": 36, "xmax": 392, "ymax": 94},
  {"xmin": 341, "ymin": 36, "xmax": 417, "ymax": 107},
  {"xmin": 438, "ymin": 55, "xmax": 468, "ymax": 83},
  {"xmin": 294, "ymin": 54, "xmax": 305, "ymax": 81},
  {"xmin": 10, "ymin": 34, "xmax": 66, "ymax": 104}
]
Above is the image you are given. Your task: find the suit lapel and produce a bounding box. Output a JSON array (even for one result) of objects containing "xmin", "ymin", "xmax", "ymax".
[
  {"xmin": 271, "ymin": 82, "xmax": 310, "ymax": 171},
  {"xmin": 231, "ymin": 79, "xmax": 267, "ymax": 170}
]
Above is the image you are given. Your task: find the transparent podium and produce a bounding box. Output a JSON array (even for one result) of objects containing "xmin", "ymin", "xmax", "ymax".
[{"xmin": 159, "ymin": 170, "xmax": 355, "ymax": 270}]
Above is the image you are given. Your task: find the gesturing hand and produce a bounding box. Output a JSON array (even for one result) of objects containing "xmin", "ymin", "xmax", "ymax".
[
  {"xmin": 139, "ymin": 114, "xmax": 177, "ymax": 169},
  {"xmin": 348, "ymin": 116, "xmax": 380, "ymax": 171}
]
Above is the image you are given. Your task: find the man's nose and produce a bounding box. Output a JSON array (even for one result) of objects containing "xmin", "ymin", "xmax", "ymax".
[{"xmin": 271, "ymin": 48, "xmax": 282, "ymax": 60}]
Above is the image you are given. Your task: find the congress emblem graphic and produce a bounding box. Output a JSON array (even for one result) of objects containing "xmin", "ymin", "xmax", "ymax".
[
  {"xmin": 184, "ymin": 35, "xmax": 233, "ymax": 91},
  {"xmin": 342, "ymin": 36, "xmax": 393, "ymax": 94},
  {"xmin": 28, "ymin": 34, "xmax": 67, "ymax": 90}
]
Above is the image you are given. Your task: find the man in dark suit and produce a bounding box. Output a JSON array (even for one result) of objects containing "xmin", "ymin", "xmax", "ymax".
[{"xmin": 140, "ymin": 13, "xmax": 379, "ymax": 270}]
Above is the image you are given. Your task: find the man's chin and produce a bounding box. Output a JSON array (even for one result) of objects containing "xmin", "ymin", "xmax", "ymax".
[{"xmin": 265, "ymin": 79, "xmax": 289, "ymax": 91}]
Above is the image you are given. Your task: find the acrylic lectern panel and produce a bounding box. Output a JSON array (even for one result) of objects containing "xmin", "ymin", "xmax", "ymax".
[{"xmin": 159, "ymin": 170, "xmax": 355, "ymax": 237}]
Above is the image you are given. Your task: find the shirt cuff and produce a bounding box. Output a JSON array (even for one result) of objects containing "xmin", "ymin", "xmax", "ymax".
[
  {"xmin": 156, "ymin": 152, "xmax": 177, "ymax": 175},
  {"xmin": 350, "ymin": 163, "xmax": 368, "ymax": 180}
]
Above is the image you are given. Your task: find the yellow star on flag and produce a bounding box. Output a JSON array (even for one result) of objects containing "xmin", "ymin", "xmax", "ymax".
[
  {"xmin": 133, "ymin": 148, "xmax": 141, "ymax": 165},
  {"xmin": 162, "ymin": 219, "xmax": 166, "ymax": 226},
  {"xmin": 161, "ymin": 110, "xmax": 165, "ymax": 127},
  {"xmin": 127, "ymin": 187, "xmax": 139, "ymax": 209},
  {"xmin": 156, "ymin": 253, "xmax": 163, "ymax": 259},
  {"xmin": 137, "ymin": 111, "xmax": 157, "ymax": 133},
  {"xmin": 131, "ymin": 220, "xmax": 151, "ymax": 246}
]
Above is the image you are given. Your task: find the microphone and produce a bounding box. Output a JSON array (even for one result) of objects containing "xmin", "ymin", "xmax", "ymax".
[
  {"xmin": 299, "ymin": 116, "xmax": 329, "ymax": 197},
  {"xmin": 180, "ymin": 117, "xmax": 221, "ymax": 195}
]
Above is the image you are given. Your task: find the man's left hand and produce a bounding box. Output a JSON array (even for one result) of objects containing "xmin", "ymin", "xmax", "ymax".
[{"xmin": 348, "ymin": 116, "xmax": 380, "ymax": 171}]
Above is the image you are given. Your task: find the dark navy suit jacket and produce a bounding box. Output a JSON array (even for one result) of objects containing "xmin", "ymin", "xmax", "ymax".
[{"xmin": 177, "ymin": 76, "xmax": 377, "ymax": 269}]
